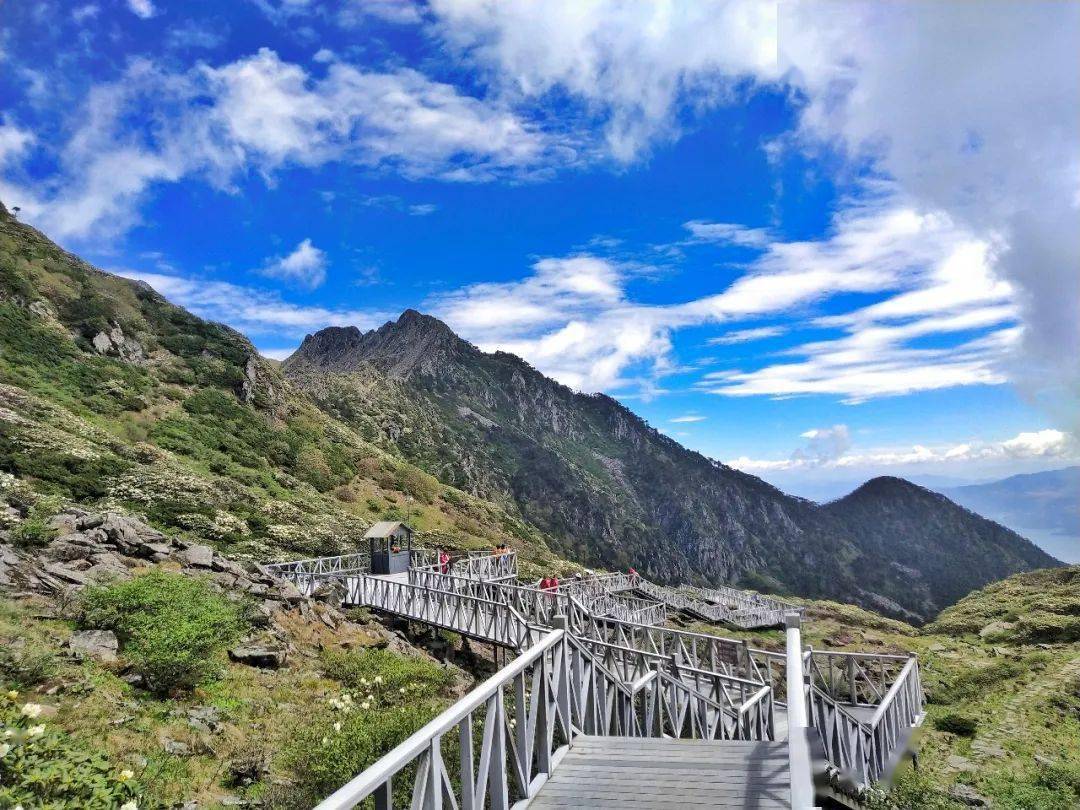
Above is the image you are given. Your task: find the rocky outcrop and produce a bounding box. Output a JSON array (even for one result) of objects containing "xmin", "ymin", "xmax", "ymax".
[{"xmin": 2, "ymin": 509, "xmax": 294, "ymax": 607}]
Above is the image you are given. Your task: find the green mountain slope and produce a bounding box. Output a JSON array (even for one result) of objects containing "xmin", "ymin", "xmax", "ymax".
[
  {"xmin": 0, "ymin": 201, "xmax": 566, "ymax": 574},
  {"xmin": 282, "ymin": 314, "xmax": 1059, "ymax": 620}
]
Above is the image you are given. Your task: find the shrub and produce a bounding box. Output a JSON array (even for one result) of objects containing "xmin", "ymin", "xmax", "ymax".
[
  {"xmin": 0, "ymin": 692, "xmax": 141, "ymax": 809},
  {"xmin": 79, "ymin": 570, "xmax": 246, "ymax": 694},
  {"xmin": 0, "ymin": 639, "xmax": 58, "ymax": 686},
  {"xmin": 933, "ymin": 710, "xmax": 979, "ymax": 736},
  {"xmin": 280, "ymin": 700, "xmax": 444, "ymax": 809},
  {"xmin": 321, "ymin": 648, "xmax": 454, "ymax": 696}
]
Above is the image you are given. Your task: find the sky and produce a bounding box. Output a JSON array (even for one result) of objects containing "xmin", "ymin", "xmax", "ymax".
[{"xmin": 1, "ymin": 0, "xmax": 1078, "ymax": 499}]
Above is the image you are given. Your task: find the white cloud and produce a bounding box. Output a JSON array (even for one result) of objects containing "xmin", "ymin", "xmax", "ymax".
[
  {"xmin": 408, "ymin": 203, "xmax": 438, "ymax": 216},
  {"xmin": 116, "ymin": 269, "xmax": 383, "ymax": 338},
  {"xmin": 431, "ymin": 198, "xmax": 1017, "ymax": 397},
  {"xmin": 258, "ymin": 238, "xmax": 328, "ymax": 289},
  {"xmin": 126, "ymin": 0, "xmax": 155, "ymax": 19},
  {"xmin": 729, "ymin": 428, "xmax": 1079, "ymax": 473},
  {"xmin": 683, "ymin": 220, "xmax": 770, "ymax": 248},
  {"xmin": 706, "ymin": 326, "xmax": 785, "ymax": 345},
  {"xmin": 259, "ymin": 346, "xmax": 298, "ymax": 361},
  {"xmin": 429, "ymin": 0, "xmax": 781, "ymax": 161},
  {"xmin": 0, "ymin": 49, "xmax": 574, "ymax": 241},
  {"xmin": 0, "ymin": 122, "xmax": 33, "ymax": 167},
  {"xmin": 670, "ymin": 414, "xmax": 707, "ymax": 423}
]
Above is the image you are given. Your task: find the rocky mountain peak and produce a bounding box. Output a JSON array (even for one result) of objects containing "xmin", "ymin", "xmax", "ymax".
[{"xmin": 284, "ymin": 310, "xmax": 475, "ymax": 380}]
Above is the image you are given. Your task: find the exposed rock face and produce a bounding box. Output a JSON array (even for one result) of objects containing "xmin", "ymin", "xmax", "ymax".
[
  {"xmin": 285, "ymin": 312, "xmax": 1059, "ymax": 620},
  {"xmin": 90, "ymin": 324, "xmax": 146, "ymax": 363}
]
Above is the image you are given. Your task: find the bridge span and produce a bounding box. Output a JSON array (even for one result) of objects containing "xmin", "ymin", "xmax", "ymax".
[{"xmin": 262, "ymin": 547, "xmax": 924, "ymax": 808}]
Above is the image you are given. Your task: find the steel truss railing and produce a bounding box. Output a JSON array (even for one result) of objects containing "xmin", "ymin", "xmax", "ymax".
[
  {"xmin": 315, "ymin": 624, "xmax": 776, "ymax": 810},
  {"xmin": 263, "ymin": 552, "xmax": 370, "ymax": 596},
  {"xmin": 748, "ymin": 647, "xmax": 925, "ymax": 787}
]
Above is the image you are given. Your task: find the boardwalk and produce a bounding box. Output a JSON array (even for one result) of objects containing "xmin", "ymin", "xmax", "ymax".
[
  {"xmin": 265, "ymin": 547, "xmax": 925, "ymax": 808},
  {"xmin": 528, "ymin": 737, "xmax": 791, "ymax": 809}
]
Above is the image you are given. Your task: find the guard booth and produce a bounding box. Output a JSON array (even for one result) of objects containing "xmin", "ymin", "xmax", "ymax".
[{"xmin": 366, "ymin": 521, "xmax": 413, "ymax": 575}]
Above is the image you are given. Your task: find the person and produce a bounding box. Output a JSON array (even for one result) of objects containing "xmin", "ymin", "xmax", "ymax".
[
  {"xmin": 439, "ymin": 549, "xmax": 450, "ymax": 575},
  {"xmin": 550, "ymin": 575, "xmax": 559, "ymax": 591},
  {"xmin": 628, "ymin": 566, "xmax": 639, "ymax": 585},
  {"xmin": 540, "ymin": 575, "xmax": 551, "ymax": 591}
]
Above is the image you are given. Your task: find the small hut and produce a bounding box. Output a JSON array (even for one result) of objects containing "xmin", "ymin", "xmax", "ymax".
[{"xmin": 366, "ymin": 521, "xmax": 413, "ymax": 575}]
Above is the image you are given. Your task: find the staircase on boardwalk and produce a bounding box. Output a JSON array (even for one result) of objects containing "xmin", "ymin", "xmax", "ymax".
[{"xmin": 263, "ymin": 548, "xmax": 925, "ymax": 809}]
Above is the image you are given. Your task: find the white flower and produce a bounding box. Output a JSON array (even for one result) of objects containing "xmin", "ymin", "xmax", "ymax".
[
  {"xmin": 360, "ymin": 678, "xmax": 369, "ymax": 686},
  {"xmin": 5, "ymin": 690, "xmax": 17, "ymax": 701},
  {"xmin": 20, "ymin": 703, "xmax": 43, "ymax": 718},
  {"xmin": 3, "ymin": 728, "xmax": 13, "ymax": 738},
  {"xmin": 333, "ymin": 722, "xmax": 342, "ymax": 733},
  {"xmin": 119, "ymin": 768, "xmax": 135, "ymax": 781},
  {"xmin": 399, "ymin": 688, "xmax": 406, "ymax": 695},
  {"xmin": 27, "ymin": 724, "xmax": 46, "ymax": 737},
  {"xmin": 120, "ymin": 802, "xmax": 139, "ymax": 810},
  {"xmin": 374, "ymin": 676, "xmax": 383, "ymax": 685},
  {"xmin": 0, "ymin": 743, "xmax": 11, "ymax": 757},
  {"xmin": 361, "ymin": 702, "xmax": 371, "ymax": 710}
]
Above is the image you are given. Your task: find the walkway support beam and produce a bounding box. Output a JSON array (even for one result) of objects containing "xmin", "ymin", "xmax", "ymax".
[{"xmin": 785, "ymin": 611, "xmax": 817, "ymax": 810}]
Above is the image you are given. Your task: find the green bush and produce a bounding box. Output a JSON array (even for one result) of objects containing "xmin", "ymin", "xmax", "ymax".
[
  {"xmin": 930, "ymin": 659, "xmax": 1026, "ymax": 704},
  {"xmin": 79, "ymin": 570, "xmax": 246, "ymax": 694},
  {"xmin": 0, "ymin": 692, "xmax": 141, "ymax": 809},
  {"xmin": 280, "ymin": 700, "xmax": 444, "ymax": 809},
  {"xmin": 932, "ymin": 710, "xmax": 979, "ymax": 736},
  {"xmin": 321, "ymin": 648, "xmax": 454, "ymax": 696},
  {"xmin": 0, "ymin": 639, "xmax": 58, "ymax": 686}
]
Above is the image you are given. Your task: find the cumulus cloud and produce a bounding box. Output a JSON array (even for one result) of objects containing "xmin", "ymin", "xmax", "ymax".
[
  {"xmin": 258, "ymin": 238, "xmax": 328, "ymax": 289},
  {"xmin": 728, "ymin": 428, "xmax": 1079, "ymax": 473},
  {"xmin": 0, "ymin": 49, "xmax": 573, "ymax": 241},
  {"xmin": 429, "ymin": 0, "xmax": 780, "ymax": 161},
  {"xmin": 431, "ymin": 196, "xmax": 1017, "ymax": 397}
]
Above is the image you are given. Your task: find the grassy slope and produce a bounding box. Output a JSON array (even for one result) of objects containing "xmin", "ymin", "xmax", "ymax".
[
  {"xmin": 0, "ymin": 203, "xmax": 572, "ymax": 578},
  {"xmin": 687, "ymin": 567, "xmax": 1080, "ymax": 808}
]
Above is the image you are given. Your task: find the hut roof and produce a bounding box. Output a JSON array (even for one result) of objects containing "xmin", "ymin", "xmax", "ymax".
[{"xmin": 364, "ymin": 521, "xmax": 411, "ymax": 539}]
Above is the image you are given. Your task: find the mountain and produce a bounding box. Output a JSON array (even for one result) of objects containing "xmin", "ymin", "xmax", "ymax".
[
  {"xmin": 0, "ymin": 200, "xmax": 568, "ymax": 577},
  {"xmin": 822, "ymin": 477, "xmax": 1060, "ymax": 615},
  {"xmin": 284, "ymin": 313, "xmax": 1061, "ymax": 620},
  {"xmin": 942, "ymin": 467, "xmax": 1080, "ymax": 563}
]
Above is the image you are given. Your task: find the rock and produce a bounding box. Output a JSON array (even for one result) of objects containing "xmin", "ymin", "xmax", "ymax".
[
  {"xmin": 948, "ymin": 784, "xmax": 988, "ymax": 806},
  {"xmin": 185, "ymin": 705, "xmax": 222, "ymax": 734},
  {"xmin": 76, "ymin": 514, "xmax": 105, "ymax": 531},
  {"xmin": 212, "ymin": 556, "xmax": 248, "ymax": 578},
  {"xmin": 43, "ymin": 562, "xmax": 88, "ymax": 585},
  {"xmin": 162, "ymin": 737, "xmax": 193, "ymax": 757},
  {"xmin": 1034, "ymin": 754, "xmax": 1058, "ymax": 767},
  {"xmin": 178, "ymin": 544, "xmax": 215, "ymax": 568},
  {"xmin": 228, "ymin": 644, "xmax": 286, "ymax": 669},
  {"xmin": 276, "ymin": 581, "xmax": 304, "ymax": 603},
  {"xmin": 971, "ymin": 739, "xmax": 1007, "ymax": 759},
  {"xmin": 47, "ymin": 512, "xmax": 80, "ymax": 534},
  {"xmin": 947, "ymin": 754, "xmax": 977, "ymax": 772},
  {"xmin": 68, "ymin": 629, "xmax": 119, "ymax": 662},
  {"xmin": 979, "ymin": 620, "xmax": 1015, "ymax": 640}
]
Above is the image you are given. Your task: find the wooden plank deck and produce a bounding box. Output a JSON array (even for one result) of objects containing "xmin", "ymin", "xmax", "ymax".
[{"xmin": 526, "ymin": 736, "xmax": 791, "ymax": 809}]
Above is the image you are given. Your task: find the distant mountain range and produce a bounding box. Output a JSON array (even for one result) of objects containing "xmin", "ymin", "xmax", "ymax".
[
  {"xmin": 942, "ymin": 467, "xmax": 1080, "ymax": 563},
  {"xmin": 283, "ymin": 313, "xmax": 1060, "ymax": 621}
]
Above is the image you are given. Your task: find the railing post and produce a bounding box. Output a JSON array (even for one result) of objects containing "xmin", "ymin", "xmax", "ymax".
[{"xmin": 785, "ymin": 611, "xmax": 817, "ymax": 809}]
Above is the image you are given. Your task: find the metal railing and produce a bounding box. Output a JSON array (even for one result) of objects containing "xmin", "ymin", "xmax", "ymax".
[
  {"xmin": 263, "ymin": 552, "xmax": 370, "ymax": 595},
  {"xmin": 315, "ymin": 620, "xmax": 775, "ymax": 810},
  {"xmin": 810, "ymin": 656, "xmax": 924, "ymax": 786}
]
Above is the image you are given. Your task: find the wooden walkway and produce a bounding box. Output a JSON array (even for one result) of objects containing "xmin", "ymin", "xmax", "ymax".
[{"xmin": 526, "ymin": 736, "xmax": 791, "ymax": 809}]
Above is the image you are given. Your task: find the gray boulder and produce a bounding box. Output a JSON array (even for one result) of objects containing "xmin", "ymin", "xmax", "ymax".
[
  {"xmin": 178, "ymin": 544, "xmax": 215, "ymax": 568},
  {"xmin": 68, "ymin": 629, "xmax": 119, "ymax": 663},
  {"xmin": 228, "ymin": 643, "xmax": 286, "ymax": 669}
]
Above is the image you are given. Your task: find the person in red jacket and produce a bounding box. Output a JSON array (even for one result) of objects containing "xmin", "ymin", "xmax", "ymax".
[{"xmin": 439, "ymin": 549, "xmax": 450, "ymax": 574}]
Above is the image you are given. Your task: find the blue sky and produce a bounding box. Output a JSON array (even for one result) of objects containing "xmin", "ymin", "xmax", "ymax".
[{"xmin": 1, "ymin": 0, "xmax": 1077, "ymax": 496}]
